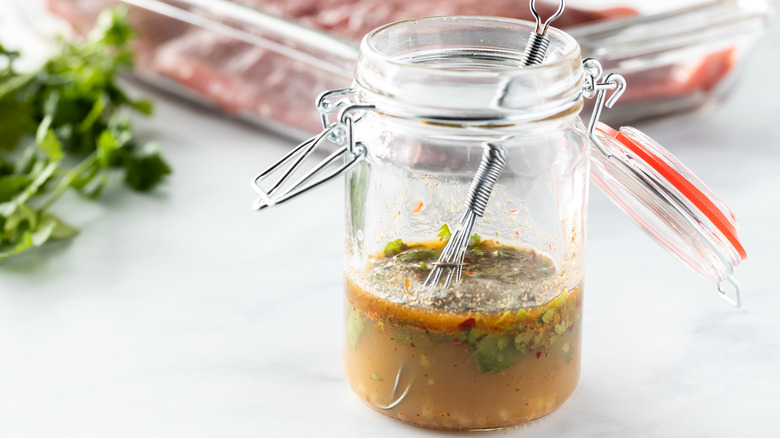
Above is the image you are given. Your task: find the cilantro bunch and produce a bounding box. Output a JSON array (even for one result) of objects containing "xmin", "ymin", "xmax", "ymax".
[{"xmin": 0, "ymin": 8, "xmax": 171, "ymax": 260}]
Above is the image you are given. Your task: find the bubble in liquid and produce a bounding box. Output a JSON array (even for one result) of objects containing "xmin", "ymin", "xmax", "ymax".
[{"xmin": 357, "ymin": 230, "xmax": 364, "ymax": 241}]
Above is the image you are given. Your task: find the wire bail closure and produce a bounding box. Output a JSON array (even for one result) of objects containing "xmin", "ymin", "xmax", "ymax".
[
  {"xmin": 250, "ymin": 87, "xmax": 374, "ymax": 210},
  {"xmin": 582, "ymin": 58, "xmax": 626, "ymax": 158}
]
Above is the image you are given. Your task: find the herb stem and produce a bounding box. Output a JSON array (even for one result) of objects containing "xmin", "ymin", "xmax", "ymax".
[{"xmin": 40, "ymin": 154, "xmax": 98, "ymax": 211}]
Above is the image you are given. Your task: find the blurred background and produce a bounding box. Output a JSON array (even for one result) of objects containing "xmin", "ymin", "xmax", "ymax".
[{"xmin": 9, "ymin": 0, "xmax": 777, "ymax": 138}]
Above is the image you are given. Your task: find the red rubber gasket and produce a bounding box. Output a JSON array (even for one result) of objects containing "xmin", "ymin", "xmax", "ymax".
[{"xmin": 596, "ymin": 122, "xmax": 746, "ymax": 260}]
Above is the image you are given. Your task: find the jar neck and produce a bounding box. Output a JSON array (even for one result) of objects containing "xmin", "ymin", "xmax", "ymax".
[{"xmin": 354, "ymin": 16, "xmax": 584, "ymax": 125}]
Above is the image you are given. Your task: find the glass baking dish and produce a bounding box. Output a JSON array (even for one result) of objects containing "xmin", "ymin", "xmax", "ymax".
[{"xmin": 45, "ymin": 0, "xmax": 775, "ymax": 138}]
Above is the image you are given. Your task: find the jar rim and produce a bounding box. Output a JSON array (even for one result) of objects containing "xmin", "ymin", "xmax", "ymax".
[
  {"xmin": 355, "ymin": 16, "xmax": 584, "ymax": 123},
  {"xmin": 362, "ymin": 16, "xmax": 581, "ymax": 77}
]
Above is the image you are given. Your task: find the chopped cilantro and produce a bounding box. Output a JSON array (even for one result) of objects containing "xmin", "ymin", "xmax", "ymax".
[
  {"xmin": 540, "ymin": 309, "xmax": 555, "ymax": 324},
  {"xmin": 370, "ymin": 372, "xmax": 384, "ymax": 382},
  {"xmin": 383, "ymin": 238, "xmax": 408, "ymax": 257},
  {"xmin": 395, "ymin": 249, "xmax": 437, "ymax": 263},
  {"xmin": 437, "ymin": 223, "xmax": 451, "ymax": 240},
  {"xmin": 347, "ymin": 308, "xmax": 365, "ymax": 351},
  {"xmin": 473, "ymin": 334, "xmax": 522, "ymax": 373}
]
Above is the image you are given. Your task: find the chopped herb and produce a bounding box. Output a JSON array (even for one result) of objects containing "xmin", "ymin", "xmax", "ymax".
[
  {"xmin": 473, "ymin": 334, "xmax": 522, "ymax": 373},
  {"xmin": 540, "ymin": 309, "xmax": 555, "ymax": 324},
  {"xmin": 383, "ymin": 238, "xmax": 408, "ymax": 257},
  {"xmin": 370, "ymin": 372, "xmax": 384, "ymax": 382},
  {"xmin": 548, "ymin": 292, "xmax": 567, "ymax": 309},
  {"xmin": 347, "ymin": 307, "xmax": 365, "ymax": 350},
  {"xmin": 437, "ymin": 223, "xmax": 451, "ymax": 240},
  {"xmin": 395, "ymin": 249, "xmax": 437, "ymax": 263},
  {"xmin": 495, "ymin": 311, "xmax": 511, "ymax": 326}
]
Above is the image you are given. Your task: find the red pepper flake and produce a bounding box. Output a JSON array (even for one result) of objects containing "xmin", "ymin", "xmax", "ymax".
[
  {"xmin": 410, "ymin": 342, "xmax": 416, "ymax": 348},
  {"xmin": 458, "ymin": 318, "xmax": 476, "ymax": 330},
  {"xmin": 515, "ymin": 230, "xmax": 520, "ymax": 236},
  {"xmin": 536, "ymin": 351, "xmax": 542, "ymax": 359},
  {"xmin": 412, "ymin": 201, "xmax": 424, "ymax": 214},
  {"xmin": 510, "ymin": 209, "xmax": 519, "ymax": 214}
]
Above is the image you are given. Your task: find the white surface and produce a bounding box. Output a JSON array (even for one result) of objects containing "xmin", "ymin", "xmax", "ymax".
[{"xmin": 2, "ymin": 6, "xmax": 780, "ymax": 438}]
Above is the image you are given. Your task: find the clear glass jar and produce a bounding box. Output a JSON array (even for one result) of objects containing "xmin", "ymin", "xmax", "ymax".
[{"xmin": 342, "ymin": 16, "xmax": 589, "ymax": 430}]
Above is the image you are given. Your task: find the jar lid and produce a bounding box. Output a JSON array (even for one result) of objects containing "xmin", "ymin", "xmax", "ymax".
[{"xmin": 590, "ymin": 122, "xmax": 746, "ymax": 305}]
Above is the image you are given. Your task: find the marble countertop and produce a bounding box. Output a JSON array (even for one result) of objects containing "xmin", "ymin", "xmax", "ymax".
[{"xmin": 1, "ymin": 5, "xmax": 779, "ymax": 438}]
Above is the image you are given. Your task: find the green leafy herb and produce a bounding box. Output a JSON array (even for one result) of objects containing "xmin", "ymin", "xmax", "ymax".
[
  {"xmin": 437, "ymin": 223, "xmax": 451, "ymax": 240},
  {"xmin": 540, "ymin": 309, "xmax": 555, "ymax": 324},
  {"xmin": 0, "ymin": 8, "xmax": 170, "ymax": 260},
  {"xmin": 383, "ymin": 238, "xmax": 408, "ymax": 257},
  {"xmin": 370, "ymin": 372, "xmax": 384, "ymax": 382},
  {"xmin": 395, "ymin": 249, "xmax": 437, "ymax": 263},
  {"xmin": 472, "ymin": 334, "xmax": 523, "ymax": 373},
  {"xmin": 347, "ymin": 307, "xmax": 365, "ymax": 351}
]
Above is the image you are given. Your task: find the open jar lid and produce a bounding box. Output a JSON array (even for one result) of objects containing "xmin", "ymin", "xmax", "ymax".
[{"xmin": 590, "ymin": 122, "xmax": 746, "ymax": 306}]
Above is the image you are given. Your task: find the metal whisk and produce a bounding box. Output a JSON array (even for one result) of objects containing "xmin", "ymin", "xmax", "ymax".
[
  {"xmin": 424, "ymin": 0, "xmax": 565, "ymax": 288},
  {"xmin": 424, "ymin": 144, "xmax": 507, "ymax": 288},
  {"xmin": 522, "ymin": 0, "xmax": 565, "ymax": 66}
]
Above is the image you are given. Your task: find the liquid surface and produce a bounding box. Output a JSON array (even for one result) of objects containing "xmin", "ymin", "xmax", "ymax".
[{"xmin": 349, "ymin": 238, "xmax": 565, "ymax": 313}]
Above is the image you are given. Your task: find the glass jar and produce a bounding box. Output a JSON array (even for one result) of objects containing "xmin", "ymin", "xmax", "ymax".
[
  {"xmin": 250, "ymin": 13, "xmax": 746, "ymax": 434},
  {"xmin": 342, "ymin": 17, "xmax": 587, "ymax": 430}
]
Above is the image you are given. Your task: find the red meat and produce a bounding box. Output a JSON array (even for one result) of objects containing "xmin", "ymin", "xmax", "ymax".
[
  {"xmin": 47, "ymin": 0, "xmax": 735, "ymax": 134},
  {"xmin": 153, "ymin": 30, "xmax": 345, "ymax": 133}
]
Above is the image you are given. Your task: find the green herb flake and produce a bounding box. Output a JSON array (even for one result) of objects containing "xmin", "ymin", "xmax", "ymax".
[
  {"xmin": 540, "ymin": 309, "xmax": 556, "ymax": 324},
  {"xmin": 347, "ymin": 308, "xmax": 365, "ymax": 351},
  {"xmin": 437, "ymin": 223, "xmax": 451, "ymax": 240},
  {"xmin": 395, "ymin": 249, "xmax": 436, "ymax": 263},
  {"xmin": 495, "ymin": 311, "xmax": 511, "ymax": 327},
  {"xmin": 473, "ymin": 334, "xmax": 521, "ymax": 373},
  {"xmin": 370, "ymin": 372, "xmax": 384, "ymax": 382},
  {"xmin": 383, "ymin": 238, "xmax": 408, "ymax": 257},
  {"xmin": 516, "ymin": 309, "xmax": 529, "ymax": 321},
  {"xmin": 0, "ymin": 7, "xmax": 170, "ymax": 261},
  {"xmin": 548, "ymin": 292, "xmax": 567, "ymax": 309}
]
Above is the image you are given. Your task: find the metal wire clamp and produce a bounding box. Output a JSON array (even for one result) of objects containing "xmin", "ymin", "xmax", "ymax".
[{"xmin": 250, "ymin": 90, "xmax": 374, "ymax": 210}]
